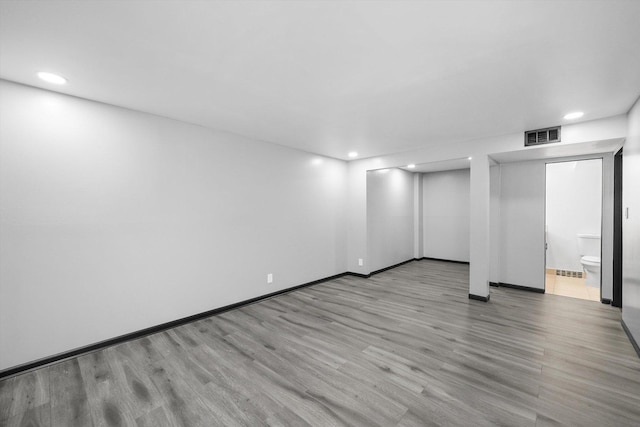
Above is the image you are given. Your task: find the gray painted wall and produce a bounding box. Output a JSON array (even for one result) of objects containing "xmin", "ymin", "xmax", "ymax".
[{"xmin": 0, "ymin": 81, "xmax": 348, "ymax": 370}]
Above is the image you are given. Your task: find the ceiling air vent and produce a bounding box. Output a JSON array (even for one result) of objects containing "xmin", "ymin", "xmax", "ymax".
[{"xmin": 524, "ymin": 126, "xmax": 561, "ymax": 147}]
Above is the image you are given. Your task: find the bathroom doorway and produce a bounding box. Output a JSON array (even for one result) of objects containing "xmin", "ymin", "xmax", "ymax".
[{"xmin": 545, "ymin": 159, "xmax": 602, "ymax": 301}]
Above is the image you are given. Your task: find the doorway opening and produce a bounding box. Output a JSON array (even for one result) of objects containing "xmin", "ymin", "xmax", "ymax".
[{"xmin": 545, "ymin": 159, "xmax": 602, "ymax": 301}]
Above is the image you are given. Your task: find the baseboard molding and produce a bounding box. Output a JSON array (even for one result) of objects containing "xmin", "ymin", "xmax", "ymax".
[
  {"xmin": 420, "ymin": 257, "xmax": 470, "ymax": 265},
  {"xmin": 348, "ymin": 258, "xmax": 419, "ymax": 279},
  {"xmin": 369, "ymin": 259, "xmax": 416, "ymax": 276},
  {"xmin": 601, "ymin": 298, "xmax": 612, "ymax": 305},
  {"xmin": 0, "ymin": 271, "xmax": 350, "ymax": 380},
  {"xmin": 469, "ymin": 293, "xmax": 490, "ymax": 302},
  {"xmin": 345, "ymin": 271, "xmax": 370, "ymax": 278},
  {"xmin": 621, "ymin": 319, "xmax": 640, "ymax": 359},
  {"xmin": 499, "ymin": 282, "xmax": 545, "ymax": 294},
  {"xmin": 489, "ymin": 282, "xmax": 500, "ymax": 287}
]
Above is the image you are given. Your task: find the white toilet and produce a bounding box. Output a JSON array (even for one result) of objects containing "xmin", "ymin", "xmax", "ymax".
[{"xmin": 577, "ymin": 234, "xmax": 601, "ymax": 287}]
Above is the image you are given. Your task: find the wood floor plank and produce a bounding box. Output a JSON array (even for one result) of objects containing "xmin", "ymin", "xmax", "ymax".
[
  {"xmin": 49, "ymin": 359, "xmax": 93, "ymax": 427},
  {"xmin": 134, "ymin": 406, "xmax": 174, "ymax": 427},
  {"xmin": 0, "ymin": 369, "xmax": 49, "ymax": 422},
  {"xmin": 190, "ymin": 344, "xmax": 311, "ymax": 427},
  {"xmin": 145, "ymin": 358, "xmax": 222, "ymax": 427},
  {"xmin": 0, "ymin": 376, "xmax": 15, "ymax": 422},
  {"xmin": 228, "ymin": 329, "xmax": 406, "ymax": 425},
  {"xmin": 77, "ymin": 351, "xmax": 138, "ymax": 427},
  {"xmin": 108, "ymin": 358, "xmax": 162, "ymax": 421},
  {"xmin": 2, "ymin": 259, "xmax": 640, "ymax": 426},
  {"xmin": 1, "ymin": 404, "xmax": 50, "ymax": 427}
]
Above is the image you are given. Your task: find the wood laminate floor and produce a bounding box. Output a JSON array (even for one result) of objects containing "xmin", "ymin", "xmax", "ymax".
[{"xmin": 1, "ymin": 259, "xmax": 640, "ymax": 426}]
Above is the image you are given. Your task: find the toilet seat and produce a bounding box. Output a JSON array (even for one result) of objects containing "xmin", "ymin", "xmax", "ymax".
[{"xmin": 581, "ymin": 255, "xmax": 600, "ymax": 266}]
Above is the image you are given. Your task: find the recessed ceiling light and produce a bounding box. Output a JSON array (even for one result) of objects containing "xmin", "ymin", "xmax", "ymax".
[
  {"xmin": 564, "ymin": 111, "xmax": 584, "ymax": 120},
  {"xmin": 468, "ymin": 157, "xmax": 472, "ymax": 160},
  {"xmin": 407, "ymin": 164, "xmax": 416, "ymax": 169},
  {"xmin": 37, "ymin": 72, "xmax": 67, "ymax": 85},
  {"xmin": 348, "ymin": 151, "xmax": 358, "ymax": 158}
]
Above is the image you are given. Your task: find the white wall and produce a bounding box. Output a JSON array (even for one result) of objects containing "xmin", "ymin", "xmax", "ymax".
[
  {"xmin": 546, "ymin": 159, "xmax": 603, "ymax": 272},
  {"xmin": 422, "ymin": 169, "xmax": 470, "ymax": 262},
  {"xmin": 469, "ymin": 154, "xmax": 492, "ymax": 298},
  {"xmin": 0, "ymin": 80, "xmax": 348, "ymax": 371},
  {"xmin": 366, "ymin": 168, "xmax": 414, "ymax": 272},
  {"xmin": 500, "ymin": 161, "xmax": 546, "ymax": 289},
  {"xmin": 489, "ymin": 164, "xmax": 501, "ymax": 283},
  {"xmin": 347, "ymin": 161, "xmax": 368, "ymax": 274},
  {"xmin": 413, "ymin": 173, "xmax": 423, "ymax": 259},
  {"xmin": 623, "ymin": 96, "xmax": 640, "ymax": 346}
]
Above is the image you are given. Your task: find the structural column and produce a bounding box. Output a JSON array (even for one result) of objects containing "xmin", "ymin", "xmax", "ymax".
[
  {"xmin": 413, "ymin": 172, "xmax": 423, "ymax": 259},
  {"xmin": 469, "ymin": 154, "xmax": 491, "ymax": 301}
]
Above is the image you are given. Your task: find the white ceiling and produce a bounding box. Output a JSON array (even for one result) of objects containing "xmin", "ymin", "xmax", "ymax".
[{"xmin": 1, "ymin": 1, "xmax": 639, "ymax": 160}]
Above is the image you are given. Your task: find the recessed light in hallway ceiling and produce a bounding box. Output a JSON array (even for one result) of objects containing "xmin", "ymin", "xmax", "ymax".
[
  {"xmin": 564, "ymin": 112, "xmax": 584, "ymax": 120},
  {"xmin": 37, "ymin": 71, "xmax": 67, "ymax": 85}
]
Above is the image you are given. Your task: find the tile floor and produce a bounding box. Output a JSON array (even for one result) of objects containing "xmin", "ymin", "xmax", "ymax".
[{"xmin": 546, "ymin": 273, "xmax": 600, "ymax": 301}]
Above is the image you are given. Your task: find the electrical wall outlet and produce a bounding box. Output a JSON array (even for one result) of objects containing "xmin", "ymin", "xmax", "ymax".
[
  {"xmin": 358, "ymin": 258, "xmax": 363, "ymax": 266},
  {"xmin": 267, "ymin": 273, "xmax": 273, "ymax": 284}
]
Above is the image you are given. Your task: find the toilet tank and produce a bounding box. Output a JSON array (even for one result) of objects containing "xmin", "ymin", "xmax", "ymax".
[{"xmin": 577, "ymin": 234, "xmax": 601, "ymax": 256}]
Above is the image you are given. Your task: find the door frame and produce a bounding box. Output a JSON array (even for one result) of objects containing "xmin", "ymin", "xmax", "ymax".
[
  {"xmin": 613, "ymin": 148, "xmax": 623, "ymax": 307},
  {"xmin": 544, "ymin": 157, "xmax": 604, "ymax": 301}
]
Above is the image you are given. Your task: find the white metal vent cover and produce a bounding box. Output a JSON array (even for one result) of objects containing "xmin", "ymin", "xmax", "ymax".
[{"xmin": 525, "ymin": 126, "xmax": 561, "ymax": 146}]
